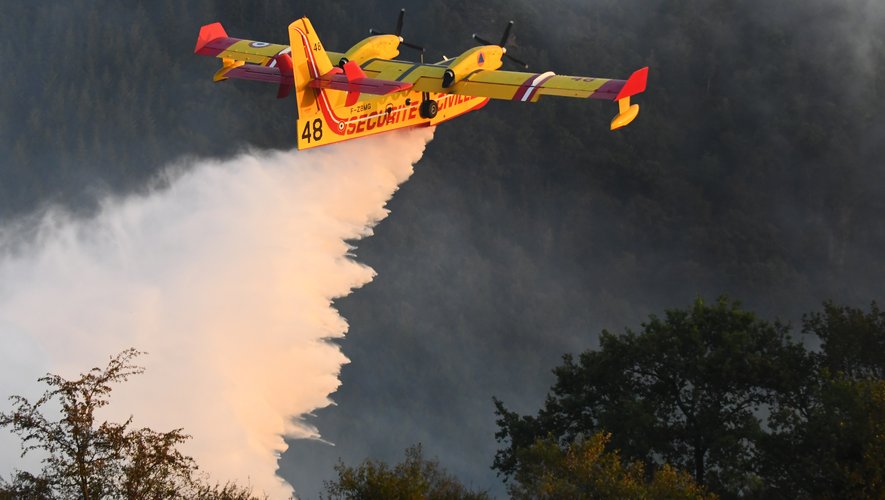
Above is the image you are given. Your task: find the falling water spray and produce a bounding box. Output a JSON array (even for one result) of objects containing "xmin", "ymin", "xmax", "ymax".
[{"xmin": 0, "ymin": 127, "xmax": 434, "ymax": 497}]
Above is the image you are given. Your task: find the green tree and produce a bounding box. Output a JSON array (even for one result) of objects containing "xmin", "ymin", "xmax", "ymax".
[
  {"xmin": 0, "ymin": 471, "xmax": 53, "ymax": 500},
  {"xmin": 804, "ymin": 301, "xmax": 885, "ymax": 379},
  {"xmin": 508, "ymin": 431, "xmax": 716, "ymax": 500},
  {"xmin": 493, "ymin": 297, "xmax": 810, "ymax": 496},
  {"xmin": 0, "ymin": 349, "xmax": 261, "ymax": 500},
  {"xmin": 322, "ymin": 444, "xmax": 489, "ymax": 500},
  {"xmin": 762, "ymin": 375, "xmax": 885, "ymax": 498},
  {"xmin": 760, "ymin": 302, "xmax": 885, "ymax": 497}
]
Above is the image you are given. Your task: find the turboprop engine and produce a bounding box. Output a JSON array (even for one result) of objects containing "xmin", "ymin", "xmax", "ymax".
[
  {"xmin": 443, "ymin": 20, "xmax": 528, "ymax": 88},
  {"xmin": 340, "ymin": 9, "xmax": 425, "ymax": 66}
]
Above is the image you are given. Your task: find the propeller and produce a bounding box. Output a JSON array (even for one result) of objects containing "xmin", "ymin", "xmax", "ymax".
[
  {"xmin": 369, "ymin": 9, "xmax": 425, "ymax": 55},
  {"xmin": 472, "ymin": 21, "xmax": 528, "ymax": 69}
]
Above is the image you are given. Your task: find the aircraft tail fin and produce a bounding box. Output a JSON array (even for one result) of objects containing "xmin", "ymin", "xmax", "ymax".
[{"xmin": 287, "ymin": 17, "xmax": 334, "ymax": 120}]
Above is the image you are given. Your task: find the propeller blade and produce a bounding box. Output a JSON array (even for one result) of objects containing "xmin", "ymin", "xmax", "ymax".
[
  {"xmin": 395, "ymin": 9, "xmax": 405, "ymax": 36},
  {"xmin": 500, "ymin": 21, "xmax": 514, "ymax": 47},
  {"xmin": 473, "ymin": 21, "xmax": 529, "ymax": 67},
  {"xmin": 505, "ymin": 53, "xmax": 529, "ymax": 69},
  {"xmin": 472, "ymin": 34, "xmax": 494, "ymax": 46},
  {"xmin": 370, "ymin": 10, "xmax": 427, "ymax": 57},
  {"xmin": 400, "ymin": 41, "xmax": 425, "ymax": 52}
]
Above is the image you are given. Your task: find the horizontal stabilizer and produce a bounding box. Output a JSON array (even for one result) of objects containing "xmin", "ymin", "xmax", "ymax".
[
  {"xmin": 309, "ymin": 67, "xmax": 413, "ymax": 96},
  {"xmin": 219, "ymin": 64, "xmax": 285, "ymax": 84}
]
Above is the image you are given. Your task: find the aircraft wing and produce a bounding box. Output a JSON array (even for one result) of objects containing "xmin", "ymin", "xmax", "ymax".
[
  {"xmin": 309, "ymin": 61, "xmax": 412, "ymax": 96},
  {"xmin": 451, "ymin": 68, "xmax": 648, "ymax": 103},
  {"xmin": 195, "ymin": 23, "xmax": 290, "ymax": 67},
  {"xmin": 360, "ymin": 59, "xmax": 451, "ymax": 93},
  {"xmin": 360, "ymin": 59, "xmax": 647, "ymax": 103},
  {"xmin": 456, "ymin": 67, "xmax": 648, "ymax": 130},
  {"xmin": 361, "ymin": 59, "xmax": 648, "ymax": 129}
]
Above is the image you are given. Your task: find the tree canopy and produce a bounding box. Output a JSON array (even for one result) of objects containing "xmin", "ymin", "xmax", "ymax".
[
  {"xmin": 761, "ymin": 302, "xmax": 885, "ymax": 497},
  {"xmin": 2, "ymin": 302, "xmax": 882, "ymax": 498},
  {"xmin": 507, "ymin": 432, "xmax": 715, "ymax": 500},
  {"xmin": 0, "ymin": 349, "xmax": 261, "ymax": 500},
  {"xmin": 804, "ymin": 301, "xmax": 885, "ymax": 380},
  {"xmin": 494, "ymin": 299, "xmax": 885, "ymax": 498},
  {"xmin": 322, "ymin": 444, "xmax": 489, "ymax": 500}
]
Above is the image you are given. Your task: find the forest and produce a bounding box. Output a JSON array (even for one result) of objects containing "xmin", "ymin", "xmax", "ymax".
[
  {"xmin": 3, "ymin": 299, "xmax": 882, "ymax": 498},
  {"xmin": 0, "ymin": 0, "xmax": 883, "ymax": 496}
]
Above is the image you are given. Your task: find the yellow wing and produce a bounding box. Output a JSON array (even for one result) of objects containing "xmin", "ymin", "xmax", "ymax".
[
  {"xmin": 194, "ymin": 23, "xmax": 289, "ymax": 65},
  {"xmin": 359, "ymin": 59, "xmax": 450, "ymax": 93},
  {"xmin": 453, "ymin": 70, "xmax": 627, "ymax": 102},
  {"xmin": 358, "ymin": 59, "xmax": 645, "ymax": 103}
]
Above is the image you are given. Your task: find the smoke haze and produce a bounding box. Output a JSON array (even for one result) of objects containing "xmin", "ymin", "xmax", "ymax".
[
  {"xmin": 1, "ymin": 0, "xmax": 883, "ymax": 497},
  {"xmin": 0, "ymin": 128, "xmax": 434, "ymax": 497}
]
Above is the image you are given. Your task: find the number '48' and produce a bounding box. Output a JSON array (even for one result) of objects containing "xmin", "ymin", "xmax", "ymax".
[{"xmin": 302, "ymin": 118, "xmax": 323, "ymax": 143}]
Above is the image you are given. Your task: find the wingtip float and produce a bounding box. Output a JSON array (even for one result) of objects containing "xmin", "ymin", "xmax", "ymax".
[
  {"xmin": 194, "ymin": 14, "xmax": 649, "ymax": 150},
  {"xmin": 610, "ymin": 66, "xmax": 649, "ymax": 131}
]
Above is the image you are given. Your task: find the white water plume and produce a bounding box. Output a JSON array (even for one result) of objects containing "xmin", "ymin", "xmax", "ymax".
[{"xmin": 0, "ymin": 127, "xmax": 434, "ymax": 498}]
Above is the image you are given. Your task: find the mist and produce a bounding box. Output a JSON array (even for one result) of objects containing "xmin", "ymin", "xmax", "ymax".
[{"xmin": 0, "ymin": 127, "xmax": 434, "ymax": 497}]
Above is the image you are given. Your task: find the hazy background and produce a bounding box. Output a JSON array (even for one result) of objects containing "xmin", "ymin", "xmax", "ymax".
[{"xmin": 1, "ymin": 0, "xmax": 883, "ymax": 497}]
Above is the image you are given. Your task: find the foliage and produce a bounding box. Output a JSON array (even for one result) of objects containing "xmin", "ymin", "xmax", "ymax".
[
  {"xmin": 494, "ymin": 297, "xmax": 809, "ymax": 495},
  {"xmin": 0, "ymin": 349, "xmax": 262, "ymax": 500},
  {"xmin": 759, "ymin": 302, "xmax": 885, "ymax": 498},
  {"xmin": 507, "ymin": 432, "xmax": 715, "ymax": 499},
  {"xmin": 804, "ymin": 301, "xmax": 885, "ymax": 379},
  {"xmin": 762, "ymin": 374, "xmax": 885, "ymax": 498},
  {"xmin": 0, "ymin": 471, "xmax": 54, "ymax": 500},
  {"xmin": 322, "ymin": 444, "xmax": 489, "ymax": 500}
]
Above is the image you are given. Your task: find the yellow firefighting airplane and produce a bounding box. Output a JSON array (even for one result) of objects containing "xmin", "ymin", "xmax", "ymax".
[{"xmin": 194, "ymin": 12, "xmax": 648, "ymax": 150}]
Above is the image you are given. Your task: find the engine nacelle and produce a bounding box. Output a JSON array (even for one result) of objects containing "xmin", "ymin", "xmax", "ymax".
[
  {"xmin": 442, "ymin": 46, "xmax": 504, "ymax": 88},
  {"xmin": 341, "ymin": 35, "xmax": 401, "ymax": 66}
]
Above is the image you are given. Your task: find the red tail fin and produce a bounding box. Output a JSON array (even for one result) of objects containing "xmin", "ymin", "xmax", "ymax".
[
  {"xmin": 274, "ymin": 53, "xmax": 294, "ymax": 99},
  {"xmin": 343, "ymin": 61, "xmax": 365, "ymax": 105},
  {"xmin": 343, "ymin": 61, "xmax": 366, "ymax": 81}
]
